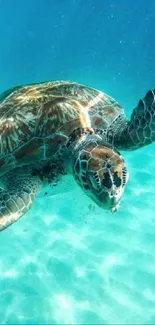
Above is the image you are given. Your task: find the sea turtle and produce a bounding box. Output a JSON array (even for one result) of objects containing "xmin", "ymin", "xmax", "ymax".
[{"xmin": 0, "ymin": 80, "xmax": 154, "ymax": 231}]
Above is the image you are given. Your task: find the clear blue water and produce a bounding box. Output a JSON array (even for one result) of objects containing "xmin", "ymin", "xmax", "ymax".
[{"xmin": 0, "ymin": 0, "xmax": 155, "ymax": 323}]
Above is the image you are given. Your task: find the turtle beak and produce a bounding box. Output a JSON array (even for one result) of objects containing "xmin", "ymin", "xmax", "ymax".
[
  {"xmin": 95, "ymin": 190, "xmax": 121, "ymax": 211},
  {"xmin": 106, "ymin": 192, "xmax": 122, "ymax": 212},
  {"xmin": 89, "ymin": 187, "xmax": 123, "ymax": 212},
  {"xmin": 111, "ymin": 201, "xmax": 120, "ymax": 212},
  {"xmin": 109, "ymin": 190, "xmax": 122, "ymax": 212}
]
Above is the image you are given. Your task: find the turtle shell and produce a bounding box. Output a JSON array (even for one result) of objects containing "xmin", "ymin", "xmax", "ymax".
[{"xmin": 0, "ymin": 80, "xmax": 125, "ymax": 175}]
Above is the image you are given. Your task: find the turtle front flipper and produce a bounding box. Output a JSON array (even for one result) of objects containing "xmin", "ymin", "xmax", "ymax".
[
  {"xmin": 116, "ymin": 89, "xmax": 155, "ymax": 150},
  {"xmin": 0, "ymin": 167, "xmax": 42, "ymax": 231}
]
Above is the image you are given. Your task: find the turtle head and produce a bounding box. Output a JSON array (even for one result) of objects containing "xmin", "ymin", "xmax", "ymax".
[{"xmin": 72, "ymin": 137, "xmax": 129, "ymax": 212}]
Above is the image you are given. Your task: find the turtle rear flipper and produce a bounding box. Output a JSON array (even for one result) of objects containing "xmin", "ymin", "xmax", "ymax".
[
  {"xmin": 0, "ymin": 167, "xmax": 42, "ymax": 231},
  {"xmin": 117, "ymin": 89, "xmax": 155, "ymax": 150}
]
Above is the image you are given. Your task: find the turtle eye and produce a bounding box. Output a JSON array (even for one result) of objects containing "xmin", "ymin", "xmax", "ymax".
[
  {"xmin": 102, "ymin": 171, "xmax": 113, "ymax": 189},
  {"xmin": 113, "ymin": 171, "xmax": 122, "ymax": 187}
]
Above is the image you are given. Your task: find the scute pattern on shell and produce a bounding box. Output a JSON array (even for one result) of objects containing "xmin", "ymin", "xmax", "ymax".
[{"xmin": 0, "ymin": 80, "xmax": 125, "ymax": 174}]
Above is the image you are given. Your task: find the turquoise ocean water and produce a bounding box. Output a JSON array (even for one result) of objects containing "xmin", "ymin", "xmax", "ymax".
[{"xmin": 0, "ymin": 0, "xmax": 155, "ymax": 323}]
